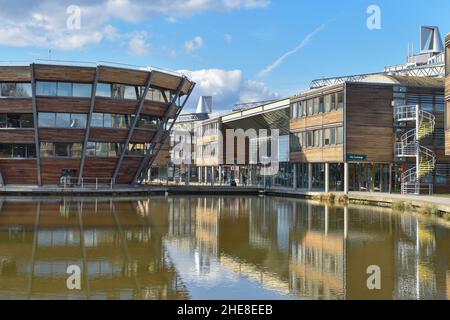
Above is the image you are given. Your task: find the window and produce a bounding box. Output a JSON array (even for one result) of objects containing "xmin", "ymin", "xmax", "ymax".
[
  {"xmin": 337, "ymin": 127, "xmax": 344, "ymax": 145},
  {"xmin": 331, "ymin": 93, "xmax": 336, "ymax": 111},
  {"xmin": 96, "ymin": 83, "xmax": 112, "ymax": 98},
  {"xmin": 0, "ymin": 83, "xmax": 32, "ymax": 98},
  {"xmin": 323, "ymin": 129, "xmax": 330, "ymax": 146},
  {"xmin": 91, "ymin": 113, "xmax": 103, "ymax": 127},
  {"xmin": 73, "ymin": 83, "xmax": 92, "ymax": 98},
  {"xmin": 36, "ymin": 82, "xmax": 57, "ymax": 96},
  {"xmin": 307, "ymin": 131, "xmax": 313, "ymax": 148},
  {"xmin": 103, "ymin": 113, "xmax": 113, "ymax": 128},
  {"xmin": 299, "ymin": 101, "xmax": 304, "ymax": 117},
  {"xmin": 0, "ymin": 144, "xmax": 12, "ymax": 158},
  {"xmin": 313, "ymin": 130, "xmax": 320, "ymax": 147},
  {"xmin": 331, "ymin": 128, "xmax": 336, "ymax": 145},
  {"xmin": 40, "ymin": 143, "xmax": 82, "ymax": 158},
  {"xmin": 324, "ymin": 95, "xmax": 331, "ymax": 112},
  {"xmin": 337, "ymin": 92, "xmax": 344, "ymax": 109},
  {"xmin": 86, "ymin": 142, "xmax": 96, "ymax": 157},
  {"xmin": 307, "ymin": 99, "xmax": 313, "ymax": 116},
  {"xmin": 40, "ymin": 142, "xmax": 54, "ymax": 157},
  {"xmin": 319, "ymin": 96, "xmax": 324, "ymax": 113},
  {"xmin": 0, "ymin": 144, "xmax": 35, "ymax": 158},
  {"xmin": 0, "ymin": 114, "xmax": 33, "ymax": 128},
  {"xmin": 313, "ymin": 98, "xmax": 319, "ymax": 114},
  {"xmin": 55, "ymin": 113, "xmax": 71, "ymax": 128},
  {"xmin": 138, "ymin": 115, "xmax": 161, "ymax": 129},
  {"xmin": 70, "ymin": 114, "xmax": 87, "ymax": 128},
  {"xmin": 57, "ymin": 82, "xmax": 72, "ymax": 97},
  {"xmin": 38, "ymin": 113, "xmax": 56, "ymax": 127}
]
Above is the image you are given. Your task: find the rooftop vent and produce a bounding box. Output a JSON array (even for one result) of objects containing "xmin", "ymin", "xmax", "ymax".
[{"xmin": 196, "ymin": 96, "xmax": 212, "ymax": 114}]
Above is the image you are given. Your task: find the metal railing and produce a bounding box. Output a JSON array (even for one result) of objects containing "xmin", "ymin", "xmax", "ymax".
[
  {"xmin": 401, "ymin": 183, "xmax": 434, "ymax": 196},
  {"xmin": 59, "ymin": 177, "xmax": 114, "ymax": 190}
]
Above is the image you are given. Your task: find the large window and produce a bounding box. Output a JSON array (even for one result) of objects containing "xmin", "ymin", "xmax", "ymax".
[
  {"xmin": 127, "ymin": 143, "xmax": 152, "ymax": 156},
  {"xmin": 40, "ymin": 143, "xmax": 83, "ymax": 158},
  {"xmin": 137, "ymin": 115, "xmax": 161, "ymax": 129},
  {"xmin": 96, "ymin": 83, "xmax": 141, "ymax": 100},
  {"xmin": 0, "ymin": 83, "xmax": 32, "ymax": 98},
  {"xmin": 337, "ymin": 92, "xmax": 344, "ymax": 109},
  {"xmin": 0, "ymin": 144, "xmax": 36, "ymax": 158},
  {"xmin": 0, "ymin": 113, "xmax": 33, "ymax": 128},
  {"xmin": 38, "ymin": 113, "xmax": 87, "ymax": 128},
  {"xmin": 91, "ymin": 113, "xmax": 132, "ymax": 128},
  {"xmin": 86, "ymin": 142, "xmax": 123, "ymax": 157},
  {"xmin": 36, "ymin": 81, "xmax": 92, "ymax": 98}
]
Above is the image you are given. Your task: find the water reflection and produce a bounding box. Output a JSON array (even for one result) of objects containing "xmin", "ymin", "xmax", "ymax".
[{"xmin": 0, "ymin": 196, "xmax": 449, "ymax": 300}]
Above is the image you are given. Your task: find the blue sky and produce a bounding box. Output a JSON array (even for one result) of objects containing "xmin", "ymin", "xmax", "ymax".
[{"xmin": 0, "ymin": 0, "xmax": 449, "ymax": 112}]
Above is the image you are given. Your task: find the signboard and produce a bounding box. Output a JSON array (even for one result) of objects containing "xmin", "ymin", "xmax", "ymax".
[{"xmin": 346, "ymin": 154, "xmax": 367, "ymax": 161}]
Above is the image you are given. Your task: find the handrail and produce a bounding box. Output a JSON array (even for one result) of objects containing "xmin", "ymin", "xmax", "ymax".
[{"xmin": 59, "ymin": 177, "xmax": 114, "ymax": 190}]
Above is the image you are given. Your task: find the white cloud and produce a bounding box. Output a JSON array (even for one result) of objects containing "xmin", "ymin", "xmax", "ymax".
[
  {"xmin": 185, "ymin": 36, "xmax": 204, "ymax": 52},
  {"xmin": 128, "ymin": 33, "xmax": 151, "ymax": 56},
  {"xmin": 0, "ymin": 0, "xmax": 270, "ymax": 51},
  {"xmin": 257, "ymin": 23, "xmax": 327, "ymax": 78},
  {"xmin": 178, "ymin": 68, "xmax": 279, "ymax": 112},
  {"xmin": 224, "ymin": 34, "xmax": 233, "ymax": 43}
]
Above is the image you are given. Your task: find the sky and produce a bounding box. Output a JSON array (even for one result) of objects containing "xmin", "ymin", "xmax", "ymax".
[{"xmin": 0, "ymin": 0, "xmax": 449, "ymax": 112}]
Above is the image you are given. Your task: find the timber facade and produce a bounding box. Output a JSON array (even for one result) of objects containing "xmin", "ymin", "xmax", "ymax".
[
  {"xmin": 446, "ymin": 34, "xmax": 450, "ymax": 155},
  {"xmin": 0, "ymin": 63, "xmax": 194, "ymax": 186}
]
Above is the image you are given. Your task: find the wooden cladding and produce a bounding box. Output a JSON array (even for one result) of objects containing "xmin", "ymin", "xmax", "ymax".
[
  {"xmin": 94, "ymin": 98, "xmax": 137, "ymax": 114},
  {"xmin": 445, "ymin": 77, "xmax": 450, "ymax": 97},
  {"xmin": 40, "ymin": 158, "xmax": 81, "ymax": 184},
  {"xmin": 346, "ymin": 83, "xmax": 394, "ymax": 163},
  {"xmin": 39, "ymin": 129, "xmax": 85, "ymax": 143},
  {"xmin": 0, "ymin": 99, "xmax": 33, "ymax": 113},
  {"xmin": 98, "ymin": 66, "xmax": 148, "ymax": 86},
  {"xmin": 0, "ymin": 66, "xmax": 31, "ymax": 82},
  {"xmin": 131, "ymin": 129, "xmax": 156, "ymax": 143},
  {"xmin": 290, "ymin": 110, "xmax": 344, "ymax": 131},
  {"xmin": 446, "ymin": 131, "xmax": 450, "ymax": 156},
  {"xmin": 33, "ymin": 64, "xmax": 96, "ymax": 82},
  {"xmin": 152, "ymin": 71, "xmax": 182, "ymax": 92},
  {"xmin": 290, "ymin": 146, "xmax": 344, "ymax": 163},
  {"xmin": 116, "ymin": 157, "xmax": 143, "ymax": 184},
  {"xmin": 37, "ymin": 97, "xmax": 90, "ymax": 113},
  {"xmin": 82, "ymin": 158, "xmax": 117, "ymax": 179},
  {"xmin": 0, "ymin": 159, "xmax": 38, "ymax": 184},
  {"xmin": 141, "ymin": 101, "xmax": 168, "ymax": 117},
  {"xmin": 89, "ymin": 128, "xmax": 128, "ymax": 142},
  {"xmin": 0, "ymin": 130, "xmax": 35, "ymax": 143}
]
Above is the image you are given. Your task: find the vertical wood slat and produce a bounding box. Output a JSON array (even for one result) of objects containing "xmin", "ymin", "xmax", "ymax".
[
  {"xmin": 78, "ymin": 67, "xmax": 100, "ymax": 182},
  {"xmin": 30, "ymin": 64, "xmax": 41, "ymax": 186},
  {"xmin": 112, "ymin": 72, "xmax": 155, "ymax": 183},
  {"xmin": 133, "ymin": 80, "xmax": 195, "ymax": 184}
]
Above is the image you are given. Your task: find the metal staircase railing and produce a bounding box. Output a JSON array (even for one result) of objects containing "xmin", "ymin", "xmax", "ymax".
[{"xmin": 394, "ymin": 104, "xmax": 436, "ymax": 195}]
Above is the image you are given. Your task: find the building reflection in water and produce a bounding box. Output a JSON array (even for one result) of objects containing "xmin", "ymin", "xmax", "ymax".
[{"xmin": 0, "ymin": 196, "xmax": 450, "ymax": 300}]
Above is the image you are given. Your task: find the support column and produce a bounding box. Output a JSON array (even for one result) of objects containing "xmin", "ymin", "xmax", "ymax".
[
  {"xmin": 211, "ymin": 166, "xmax": 215, "ymax": 186},
  {"xmin": 325, "ymin": 163, "xmax": 330, "ymax": 193},
  {"xmin": 186, "ymin": 165, "xmax": 191, "ymax": 186},
  {"xmin": 204, "ymin": 167, "xmax": 208, "ymax": 184},
  {"xmin": 344, "ymin": 162, "xmax": 349, "ymax": 194},
  {"xmin": 389, "ymin": 163, "xmax": 393, "ymax": 194},
  {"xmin": 198, "ymin": 167, "xmax": 202, "ymax": 185},
  {"xmin": 218, "ymin": 166, "xmax": 222, "ymax": 185},
  {"xmin": 293, "ymin": 164, "xmax": 297, "ymax": 190},
  {"xmin": 308, "ymin": 163, "xmax": 313, "ymax": 191}
]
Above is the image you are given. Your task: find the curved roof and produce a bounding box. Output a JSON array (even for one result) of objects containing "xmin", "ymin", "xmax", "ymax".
[{"xmin": 361, "ymin": 74, "xmax": 444, "ymax": 87}]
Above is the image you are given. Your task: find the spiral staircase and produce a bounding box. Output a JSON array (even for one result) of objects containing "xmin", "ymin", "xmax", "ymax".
[{"xmin": 394, "ymin": 105, "xmax": 436, "ymax": 195}]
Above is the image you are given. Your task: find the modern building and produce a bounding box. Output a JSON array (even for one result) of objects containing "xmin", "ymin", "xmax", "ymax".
[
  {"xmin": 290, "ymin": 75, "xmax": 449, "ymax": 194},
  {"xmin": 446, "ymin": 33, "xmax": 450, "ymax": 155},
  {"xmin": 0, "ymin": 62, "xmax": 194, "ymax": 186}
]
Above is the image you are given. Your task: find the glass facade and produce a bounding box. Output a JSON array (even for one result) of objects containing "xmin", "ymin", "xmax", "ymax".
[
  {"xmin": 40, "ymin": 143, "xmax": 83, "ymax": 158},
  {"xmin": 348, "ymin": 163, "xmax": 390, "ymax": 192},
  {"xmin": 91, "ymin": 113, "xmax": 132, "ymax": 129},
  {"xmin": 0, "ymin": 144, "xmax": 36, "ymax": 158},
  {"xmin": 291, "ymin": 91, "xmax": 344, "ymax": 119},
  {"xmin": 38, "ymin": 113, "xmax": 87, "ymax": 128},
  {"xmin": 0, "ymin": 83, "xmax": 32, "ymax": 98},
  {"xmin": 0, "ymin": 113, "xmax": 33, "ymax": 128},
  {"xmin": 86, "ymin": 142, "xmax": 124, "ymax": 157},
  {"xmin": 36, "ymin": 81, "xmax": 92, "ymax": 98}
]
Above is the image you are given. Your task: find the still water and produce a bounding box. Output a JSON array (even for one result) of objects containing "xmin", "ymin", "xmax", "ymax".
[{"xmin": 0, "ymin": 196, "xmax": 449, "ymax": 300}]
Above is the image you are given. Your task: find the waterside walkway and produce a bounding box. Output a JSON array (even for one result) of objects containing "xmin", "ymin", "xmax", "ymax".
[{"xmin": 1, "ymin": 185, "xmax": 450, "ymax": 213}]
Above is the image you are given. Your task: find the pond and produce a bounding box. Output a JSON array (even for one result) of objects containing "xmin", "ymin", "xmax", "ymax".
[{"xmin": 0, "ymin": 196, "xmax": 449, "ymax": 300}]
